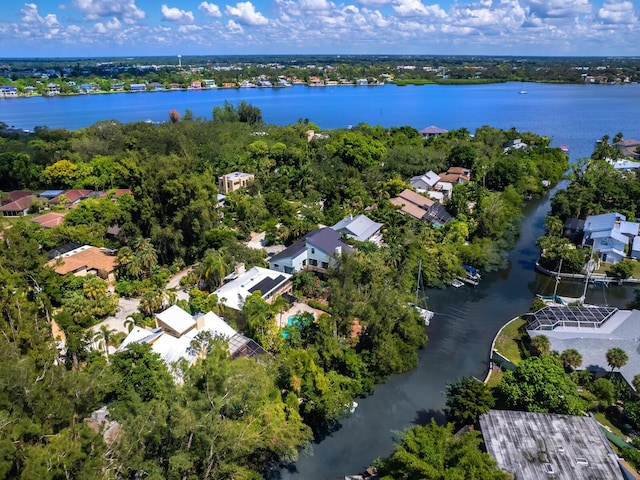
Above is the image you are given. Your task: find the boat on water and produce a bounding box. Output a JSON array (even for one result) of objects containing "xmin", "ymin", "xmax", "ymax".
[
  {"xmin": 519, "ymin": 90, "xmax": 527, "ymax": 94},
  {"xmin": 560, "ymin": 145, "xmax": 569, "ymax": 153},
  {"xmin": 412, "ymin": 260, "xmax": 435, "ymax": 325},
  {"xmin": 461, "ymin": 264, "xmax": 481, "ymax": 286},
  {"xmin": 451, "ymin": 278, "xmax": 465, "ymax": 288}
]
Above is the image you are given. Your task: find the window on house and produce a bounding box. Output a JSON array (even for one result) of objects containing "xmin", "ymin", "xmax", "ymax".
[
  {"xmin": 311, "ymin": 248, "xmax": 315, "ymax": 254},
  {"xmin": 321, "ymin": 262, "xmax": 329, "ymax": 269}
]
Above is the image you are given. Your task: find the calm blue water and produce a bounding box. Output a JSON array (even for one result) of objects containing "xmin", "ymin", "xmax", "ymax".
[
  {"xmin": 4, "ymin": 82, "xmax": 640, "ymax": 479},
  {"xmin": 2, "ymin": 83, "xmax": 639, "ymax": 161}
]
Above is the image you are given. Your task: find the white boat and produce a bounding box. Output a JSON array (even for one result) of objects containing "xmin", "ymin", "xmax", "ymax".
[
  {"xmin": 519, "ymin": 90, "xmax": 527, "ymax": 94},
  {"xmin": 451, "ymin": 279, "xmax": 465, "ymax": 288},
  {"xmin": 413, "ymin": 260, "xmax": 435, "ymax": 325}
]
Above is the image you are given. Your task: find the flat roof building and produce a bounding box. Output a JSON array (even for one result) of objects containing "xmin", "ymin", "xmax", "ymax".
[{"xmin": 480, "ymin": 410, "xmax": 624, "ymax": 479}]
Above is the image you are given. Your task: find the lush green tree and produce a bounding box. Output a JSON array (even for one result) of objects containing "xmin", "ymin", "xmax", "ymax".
[
  {"xmin": 93, "ymin": 324, "xmax": 117, "ymax": 363},
  {"xmin": 590, "ymin": 377, "xmax": 616, "ymax": 406},
  {"xmin": 530, "ymin": 334, "xmax": 551, "ymax": 356},
  {"xmin": 559, "ymin": 348, "xmax": 583, "ymax": 371},
  {"xmin": 444, "ymin": 376, "xmax": 495, "ymax": 430},
  {"xmin": 375, "ymin": 420, "xmax": 509, "ymax": 480},
  {"xmin": 498, "ymin": 354, "xmax": 586, "ymax": 415},
  {"xmin": 606, "ymin": 347, "xmax": 629, "ymax": 372},
  {"xmin": 611, "ymin": 259, "xmax": 635, "ymax": 280}
]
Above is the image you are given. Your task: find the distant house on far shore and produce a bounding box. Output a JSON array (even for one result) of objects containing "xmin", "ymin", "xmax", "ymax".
[{"xmin": 419, "ymin": 125, "xmax": 447, "ymax": 139}]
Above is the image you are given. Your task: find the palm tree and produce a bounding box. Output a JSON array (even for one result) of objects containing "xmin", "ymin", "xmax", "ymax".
[
  {"xmin": 94, "ymin": 325, "xmax": 116, "ymax": 363},
  {"xmin": 633, "ymin": 374, "xmax": 640, "ymax": 394},
  {"xmin": 560, "ymin": 349, "xmax": 583, "ymax": 371},
  {"xmin": 83, "ymin": 275, "xmax": 108, "ymax": 300},
  {"xmin": 606, "ymin": 347, "xmax": 629, "ymax": 372},
  {"xmin": 133, "ymin": 237, "xmax": 158, "ymax": 278},
  {"xmin": 116, "ymin": 246, "xmax": 134, "ymax": 277},
  {"xmin": 530, "ymin": 334, "xmax": 550, "ymax": 356},
  {"xmin": 139, "ymin": 288, "xmax": 164, "ymax": 316},
  {"xmin": 197, "ymin": 249, "xmax": 227, "ymax": 291}
]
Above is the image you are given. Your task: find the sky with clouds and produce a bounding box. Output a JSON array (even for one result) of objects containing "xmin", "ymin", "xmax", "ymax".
[{"xmin": 0, "ymin": 0, "xmax": 638, "ymax": 57}]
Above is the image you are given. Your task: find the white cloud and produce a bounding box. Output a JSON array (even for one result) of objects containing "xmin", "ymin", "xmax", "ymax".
[
  {"xmin": 598, "ymin": 0, "xmax": 637, "ymax": 25},
  {"xmin": 73, "ymin": 0, "xmax": 145, "ymax": 24},
  {"xmin": 106, "ymin": 17, "xmax": 122, "ymax": 29},
  {"xmin": 225, "ymin": 2, "xmax": 269, "ymax": 25},
  {"xmin": 227, "ymin": 19, "xmax": 245, "ymax": 32},
  {"xmin": 199, "ymin": 1, "xmax": 222, "ymax": 17},
  {"xmin": 392, "ymin": 0, "xmax": 446, "ymax": 18},
  {"xmin": 298, "ymin": 0, "xmax": 333, "ymax": 11},
  {"xmin": 161, "ymin": 4, "xmax": 195, "ymax": 24},
  {"xmin": 354, "ymin": 0, "xmax": 391, "ymax": 7},
  {"xmin": 21, "ymin": 3, "xmax": 60, "ymax": 26},
  {"xmin": 523, "ymin": 0, "xmax": 591, "ymax": 19}
]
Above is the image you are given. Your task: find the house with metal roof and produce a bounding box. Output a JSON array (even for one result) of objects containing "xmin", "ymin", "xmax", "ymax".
[
  {"xmin": 583, "ymin": 212, "xmax": 640, "ymax": 264},
  {"xmin": 410, "ymin": 171, "xmax": 441, "ymax": 192},
  {"xmin": 527, "ymin": 306, "xmax": 640, "ymax": 389},
  {"xmin": 268, "ymin": 227, "xmax": 351, "ymax": 274},
  {"xmin": 480, "ymin": 410, "xmax": 624, "ymax": 480},
  {"xmin": 390, "ymin": 189, "xmax": 452, "ymax": 226},
  {"xmin": 331, "ymin": 214, "xmax": 383, "ymax": 245},
  {"xmin": 213, "ymin": 266, "xmax": 292, "ymax": 311}
]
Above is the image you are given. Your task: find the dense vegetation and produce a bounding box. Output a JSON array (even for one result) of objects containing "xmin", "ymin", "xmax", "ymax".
[{"xmin": 0, "ymin": 107, "xmax": 568, "ymax": 478}]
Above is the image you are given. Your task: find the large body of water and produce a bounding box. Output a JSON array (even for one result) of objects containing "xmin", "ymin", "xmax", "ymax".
[
  {"xmin": 2, "ymin": 82, "xmax": 640, "ymax": 161},
  {"xmin": 4, "ymin": 82, "xmax": 640, "ymax": 479}
]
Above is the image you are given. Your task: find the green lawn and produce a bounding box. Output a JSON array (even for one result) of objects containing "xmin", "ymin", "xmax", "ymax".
[
  {"xmin": 494, "ymin": 317, "xmax": 527, "ymax": 365},
  {"xmin": 594, "ymin": 261, "xmax": 640, "ymax": 280}
]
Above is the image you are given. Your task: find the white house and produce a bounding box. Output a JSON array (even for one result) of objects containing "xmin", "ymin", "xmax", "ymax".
[
  {"xmin": 331, "ymin": 214, "xmax": 383, "ymax": 245},
  {"xmin": 269, "ymin": 227, "xmax": 351, "ymax": 274},
  {"xmin": 268, "ymin": 238, "xmax": 308, "ymax": 274},
  {"xmin": 583, "ymin": 212, "xmax": 640, "ymax": 264},
  {"xmin": 410, "ymin": 171, "xmax": 441, "ymax": 193},
  {"xmin": 118, "ymin": 306, "xmax": 241, "ymax": 368},
  {"xmin": 213, "ymin": 266, "xmax": 292, "ymax": 311}
]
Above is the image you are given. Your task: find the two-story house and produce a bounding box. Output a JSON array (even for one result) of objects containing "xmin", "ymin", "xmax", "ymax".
[
  {"xmin": 583, "ymin": 212, "xmax": 640, "ymax": 264},
  {"xmin": 269, "ymin": 227, "xmax": 351, "ymax": 274}
]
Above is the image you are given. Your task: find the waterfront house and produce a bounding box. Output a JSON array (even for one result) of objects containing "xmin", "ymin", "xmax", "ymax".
[
  {"xmin": 582, "ymin": 212, "xmax": 640, "ymax": 264},
  {"xmin": 189, "ymin": 81, "xmax": 202, "ymax": 89},
  {"xmin": 527, "ymin": 305, "xmax": 640, "ymax": 393},
  {"xmin": 269, "ymin": 227, "xmax": 351, "ymax": 274},
  {"xmin": 110, "ymin": 83, "xmax": 124, "ymax": 92},
  {"xmin": 203, "ymin": 80, "xmax": 217, "ymax": 88},
  {"xmin": 356, "ymin": 79, "xmax": 368, "ymax": 86},
  {"xmin": 331, "ymin": 213, "xmax": 383, "ymax": 245},
  {"xmin": 503, "ymin": 138, "xmax": 528, "ymax": 152},
  {"xmin": 480, "ymin": 410, "xmax": 624, "ymax": 480},
  {"xmin": 213, "ymin": 266, "xmax": 292, "ymax": 311},
  {"xmin": 0, "ymin": 86, "xmax": 18, "ymax": 97},
  {"xmin": 217, "ymin": 171, "xmax": 255, "ymax": 194},
  {"xmin": 46, "ymin": 83, "xmax": 60, "ymax": 96},
  {"xmin": 419, "ymin": 125, "xmax": 447, "ymax": 139},
  {"xmin": 613, "ymin": 138, "xmax": 640, "ymax": 160},
  {"xmin": 129, "ymin": 83, "xmax": 146, "ymax": 92}
]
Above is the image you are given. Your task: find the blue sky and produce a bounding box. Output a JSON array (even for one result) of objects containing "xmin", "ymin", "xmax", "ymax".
[{"xmin": 0, "ymin": 0, "xmax": 638, "ymax": 57}]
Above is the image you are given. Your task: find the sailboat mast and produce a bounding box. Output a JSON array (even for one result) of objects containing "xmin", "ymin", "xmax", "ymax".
[
  {"xmin": 553, "ymin": 258, "xmax": 562, "ymax": 302},
  {"xmin": 581, "ymin": 241, "xmax": 596, "ymax": 302},
  {"xmin": 416, "ymin": 259, "xmax": 422, "ymax": 303}
]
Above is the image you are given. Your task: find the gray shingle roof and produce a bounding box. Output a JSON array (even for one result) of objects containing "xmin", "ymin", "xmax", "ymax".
[{"xmin": 331, "ymin": 214, "xmax": 382, "ymax": 242}]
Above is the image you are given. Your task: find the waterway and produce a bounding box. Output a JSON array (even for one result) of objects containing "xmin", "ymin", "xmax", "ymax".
[{"xmin": 3, "ymin": 81, "xmax": 640, "ymax": 479}]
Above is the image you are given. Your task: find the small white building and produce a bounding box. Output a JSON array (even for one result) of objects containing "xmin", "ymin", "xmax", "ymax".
[{"xmin": 213, "ymin": 266, "xmax": 292, "ymax": 311}]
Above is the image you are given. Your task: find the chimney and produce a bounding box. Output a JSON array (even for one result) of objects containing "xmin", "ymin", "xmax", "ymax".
[
  {"xmin": 235, "ymin": 263, "xmax": 245, "ymax": 276},
  {"xmin": 348, "ymin": 213, "xmax": 353, "ymax": 221}
]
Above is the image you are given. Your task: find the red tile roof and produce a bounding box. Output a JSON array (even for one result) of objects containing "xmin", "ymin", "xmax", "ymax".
[
  {"xmin": 32, "ymin": 212, "xmax": 65, "ymax": 228},
  {"xmin": 50, "ymin": 189, "xmax": 91, "ymax": 204},
  {"xmin": 0, "ymin": 196, "xmax": 32, "ymax": 213}
]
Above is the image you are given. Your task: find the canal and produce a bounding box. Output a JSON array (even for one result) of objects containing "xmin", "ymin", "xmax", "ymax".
[{"xmin": 276, "ymin": 180, "xmax": 636, "ymax": 479}]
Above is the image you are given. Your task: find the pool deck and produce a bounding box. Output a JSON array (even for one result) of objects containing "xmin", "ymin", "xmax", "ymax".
[{"xmin": 277, "ymin": 301, "xmax": 327, "ymax": 327}]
